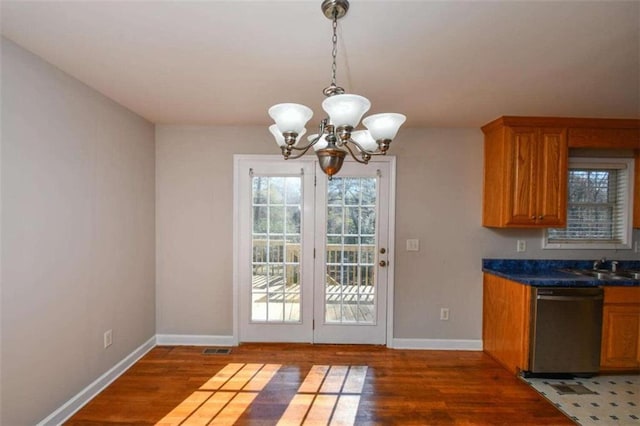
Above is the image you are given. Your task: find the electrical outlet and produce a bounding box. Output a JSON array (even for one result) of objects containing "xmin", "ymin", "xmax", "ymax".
[
  {"xmin": 440, "ymin": 308, "xmax": 449, "ymax": 321},
  {"xmin": 104, "ymin": 329, "xmax": 113, "ymax": 349},
  {"xmin": 516, "ymin": 240, "xmax": 526, "ymax": 252}
]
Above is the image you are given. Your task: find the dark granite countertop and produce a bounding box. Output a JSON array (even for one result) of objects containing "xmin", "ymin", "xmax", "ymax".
[{"xmin": 482, "ymin": 259, "xmax": 640, "ymax": 287}]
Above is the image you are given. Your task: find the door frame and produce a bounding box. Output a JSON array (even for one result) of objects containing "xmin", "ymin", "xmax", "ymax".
[{"xmin": 232, "ymin": 154, "xmax": 396, "ymax": 346}]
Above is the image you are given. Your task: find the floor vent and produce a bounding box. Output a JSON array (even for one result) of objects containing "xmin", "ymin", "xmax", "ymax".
[
  {"xmin": 550, "ymin": 384, "xmax": 596, "ymax": 395},
  {"xmin": 202, "ymin": 347, "xmax": 232, "ymax": 355}
]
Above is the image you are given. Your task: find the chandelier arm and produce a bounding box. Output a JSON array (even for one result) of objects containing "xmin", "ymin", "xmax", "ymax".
[
  {"xmin": 347, "ymin": 138, "xmax": 379, "ymax": 156},
  {"xmin": 342, "ymin": 141, "xmax": 370, "ymax": 164},
  {"xmin": 284, "ymin": 142, "xmax": 318, "ymax": 160},
  {"xmin": 281, "ymin": 118, "xmax": 328, "ymax": 159},
  {"xmin": 288, "ymin": 143, "xmax": 316, "ymax": 151}
]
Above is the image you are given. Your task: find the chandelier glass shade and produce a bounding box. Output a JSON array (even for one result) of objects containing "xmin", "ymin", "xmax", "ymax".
[{"xmin": 267, "ymin": 0, "xmax": 406, "ymax": 178}]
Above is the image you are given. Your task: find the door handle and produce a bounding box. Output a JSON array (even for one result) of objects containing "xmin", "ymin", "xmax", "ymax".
[
  {"xmin": 379, "ymin": 260, "xmax": 387, "ymax": 267},
  {"xmin": 537, "ymin": 295, "xmax": 603, "ymax": 301}
]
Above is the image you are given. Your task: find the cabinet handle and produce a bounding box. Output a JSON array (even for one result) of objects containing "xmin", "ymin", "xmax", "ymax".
[
  {"xmin": 538, "ymin": 216, "xmax": 543, "ymax": 220},
  {"xmin": 531, "ymin": 215, "xmax": 536, "ymax": 220}
]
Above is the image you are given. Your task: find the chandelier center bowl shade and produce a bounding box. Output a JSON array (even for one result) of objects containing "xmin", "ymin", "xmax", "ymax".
[{"xmin": 267, "ymin": 0, "xmax": 406, "ymax": 178}]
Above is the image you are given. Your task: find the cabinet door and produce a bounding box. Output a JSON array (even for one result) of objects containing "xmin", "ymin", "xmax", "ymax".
[
  {"xmin": 535, "ymin": 128, "xmax": 567, "ymax": 226},
  {"xmin": 505, "ymin": 127, "xmax": 538, "ymax": 225},
  {"xmin": 482, "ymin": 274, "xmax": 531, "ymax": 374},
  {"xmin": 634, "ymin": 150, "xmax": 639, "ymax": 228},
  {"xmin": 600, "ymin": 304, "xmax": 640, "ymax": 370}
]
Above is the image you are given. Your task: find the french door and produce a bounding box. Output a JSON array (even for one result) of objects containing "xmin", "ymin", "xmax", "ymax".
[{"xmin": 234, "ymin": 156, "xmax": 393, "ymax": 345}]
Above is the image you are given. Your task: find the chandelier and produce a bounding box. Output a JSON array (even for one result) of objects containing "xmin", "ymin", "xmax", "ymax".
[{"xmin": 267, "ymin": 0, "xmax": 406, "ymax": 179}]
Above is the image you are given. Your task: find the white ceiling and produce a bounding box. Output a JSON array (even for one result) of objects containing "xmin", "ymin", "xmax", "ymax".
[{"xmin": 2, "ymin": 0, "xmax": 639, "ymax": 128}]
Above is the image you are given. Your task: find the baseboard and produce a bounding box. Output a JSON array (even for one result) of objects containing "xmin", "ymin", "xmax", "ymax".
[
  {"xmin": 37, "ymin": 335, "xmax": 156, "ymax": 426},
  {"xmin": 156, "ymin": 334, "xmax": 235, "ymax": 347},
  {"xmin": 391, "ymin": 338, "xmax": 482, "ymax": 350}
]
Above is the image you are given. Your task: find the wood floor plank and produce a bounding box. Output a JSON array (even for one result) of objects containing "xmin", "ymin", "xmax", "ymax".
[
  {"xmin": 199, "ymin": 362, "xmax": 244, "ymax": 391},
  {"xmin": 330, "ymin": 395, "xmax": 360, "ymax": 426},
  {"xmin": 319, "ymin": 365, "xmax": 348, "ymax": 394},
  {"xmin": 243, "ymin": 363, "xmax": 281, "ymax": 392},
  {"xmin": 342, "ymin": 366, "xmax": 367, "ymax": 394},
  {"xmin": 181, "ymin": 391, "xmax": 234, "ymax": 426},
  {"xmin": 65, "ymin": 344, "xmax": 574, "ymax": 425},
  {"xmin": 276, "ymin": 394, "xmax": 314, "ymax": 426},
  {"xmin": 304, "ymin": 394, "xmax": 338, "ymax": 425},
  {"xmin": 298, "ymin": 365, "xmax": 329, "ymax": 393},
  {"xmin": 209, "ymin": 392, "xmax": 258, "ymax": 425},
  {"xmin": 155, "ymin": 391, "xmax": 212, "ymax": 425},
  {"xmin": 221, "ymin": 363, "xmax": 263, "ymax": 391}
]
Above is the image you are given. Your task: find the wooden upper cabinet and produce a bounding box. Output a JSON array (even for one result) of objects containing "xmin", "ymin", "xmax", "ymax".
[
  {"xmin": 635, "ymin": 150, "xmax": 640, "ymax": 228},
  {"xmin": 482, "ymin": 116, "xmax": 639, "ymax": 228},
  {"xmin": 569, "ymin": 127, "xmax": 639, "ymax": 149},
  {"xmin": 482, "ymin": 120, "xmax": 567, "ymax": 228}
]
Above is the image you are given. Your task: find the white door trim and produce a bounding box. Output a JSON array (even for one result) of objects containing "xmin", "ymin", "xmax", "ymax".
[
  {"xmin": 386, "ymin": 157, "xmax": 396, "ymax": 348},
  {"xmin": 232, "ymin": 154, "xmax": 396, "ymax": 346}
]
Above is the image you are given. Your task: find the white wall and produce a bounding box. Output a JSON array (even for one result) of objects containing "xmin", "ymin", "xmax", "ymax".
[
  {"xmin": 155, "ymin": 125, "xmax": 639, "ymax": 343},
  {"xmin": 393, "ymin": 128, "xmax": 487, "ymax": 340},
  {"xmin": 155, "ymin": 126, "xmax": 274, "ymax": 335},
  {"xmin": 392, "ymin": 129, "xmax": 639, "ymax": 339},
  {"xmin": 1, "ymin": 38, "xmax": 156, "ymax": 425}
]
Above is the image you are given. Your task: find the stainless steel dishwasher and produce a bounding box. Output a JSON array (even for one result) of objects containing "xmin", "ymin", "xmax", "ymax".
[{"xmin": 526, "ymin": 286, "xmax": 604, "ymax": 377}]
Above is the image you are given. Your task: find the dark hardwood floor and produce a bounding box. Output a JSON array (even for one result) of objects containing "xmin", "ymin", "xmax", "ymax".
[{"xmin": 66, "ymin": 344, "xmax": 573, "ymax": 425}]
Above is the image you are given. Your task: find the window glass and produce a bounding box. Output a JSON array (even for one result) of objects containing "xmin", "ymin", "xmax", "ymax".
[{"xmin": 545, "ymin": 158, "xmax": 634, "ymax": 249}]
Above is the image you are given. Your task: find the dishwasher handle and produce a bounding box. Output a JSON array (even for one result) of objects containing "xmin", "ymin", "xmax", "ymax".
[{"xmin": 537, "ymin": 294, "xmax": 603, "ymax": 302}]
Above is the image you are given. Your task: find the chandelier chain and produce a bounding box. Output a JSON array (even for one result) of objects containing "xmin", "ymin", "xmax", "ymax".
[
  {"xmin": 330, "ymin": 12, "xmax": 338, "ymax": 88},
  {"xmin": 322, "ymin": 5, "xmax": 345, "ymax": 97}
]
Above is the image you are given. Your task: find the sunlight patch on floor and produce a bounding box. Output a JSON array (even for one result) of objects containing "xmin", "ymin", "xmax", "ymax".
[
  {"xmin": 278, "ymin": 365, "xmax": 367, "ymax": 426},
  {"xmin": 155, "ymin": 363, "xmax": 367, "ymax": 426},
  {"xmin": 155, "ymin": 363, "xmax": 278, "ymax": 425}
]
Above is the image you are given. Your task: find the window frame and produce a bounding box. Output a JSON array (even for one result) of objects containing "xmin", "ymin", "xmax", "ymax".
[{"xmin": 543, "ymin": 157, "xmax": 635, "ymax": 250}]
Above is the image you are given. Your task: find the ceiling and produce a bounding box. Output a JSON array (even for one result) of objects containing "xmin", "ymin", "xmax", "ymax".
[{"xmin": 2, "ymin": 0, "xmax": 639, "ymax": 128}]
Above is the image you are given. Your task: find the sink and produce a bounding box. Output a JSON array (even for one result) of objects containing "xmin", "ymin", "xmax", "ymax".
[
  {"xmin": 614, "ymin": 271, "xmax": 640, "ymax": 280},
  {"xmin": 580, "ymin": 269, "xmax": 626, "ymax": 280},
  {"xmin": 580, "ymin": 270, "xmax": 624, "ymax": 280},
  {"xmin": 560, "ymin": 268, "xmax": 638, "ymax": 281}
]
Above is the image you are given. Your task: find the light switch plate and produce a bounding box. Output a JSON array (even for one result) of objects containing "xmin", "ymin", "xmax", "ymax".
[{"xmin": 406, "ymin": 239, "xmax": 419, "ymax": 252}]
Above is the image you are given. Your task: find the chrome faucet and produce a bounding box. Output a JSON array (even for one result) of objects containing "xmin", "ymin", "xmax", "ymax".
[
  {"xmin": 593, "ymin": 257, "xmax": 606, "ymax": 270},
  {"xmin": 611, "ymin": 260, "xmax": 619, "ymax": 273}
]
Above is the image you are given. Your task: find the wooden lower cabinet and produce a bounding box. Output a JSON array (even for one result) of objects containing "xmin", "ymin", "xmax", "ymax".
[
  {"xmin": 482, "ymin": 273, "xmax": 530, "ymax": 374},
  {"xmin": 600, "ymin": 287, "xmax": 640, "ymax": 371},
  {"xmin": 484, "ymin": 275, "xmax": 640, "ymax": 375}
]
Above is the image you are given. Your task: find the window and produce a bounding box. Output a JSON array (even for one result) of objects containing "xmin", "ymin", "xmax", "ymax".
[{"xmin": 544, "ymin": 157, "xmax": 635, "ymax": 249}]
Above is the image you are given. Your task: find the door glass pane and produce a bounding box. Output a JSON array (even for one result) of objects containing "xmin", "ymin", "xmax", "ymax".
[
  {"xmin": 252, "ymin": 176, "xmax": 302, "ymax": 322},
  {"xmin": 325, "ymin": 177, "xmax": 377, "ymax": 324}
]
